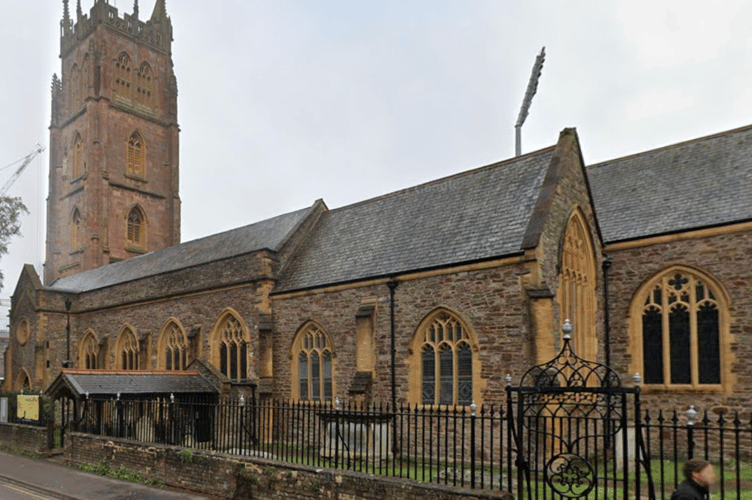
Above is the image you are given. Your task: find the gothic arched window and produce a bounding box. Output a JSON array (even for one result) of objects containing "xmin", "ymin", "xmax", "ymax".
[
  {"xmin": 126, "ymin": 206, "xmax": 145, "ymax": 248},
  {"xmin": 71, "ymin": 133, "xmax": 83, "ymax": 179},
  {"xmin": 79, "ymin": 331, "xmax": 99, "ymax": 369},
  {"xmin": 71, "ymin": 207, "xmax": 82, "ymax": 251},
  {"xmin": 136, "ymin": 62, "xmax": 153, "ymax": 107},
  {"xmin": 115, "ymin": 326, "xmax": 139, "ymax": 370},
  {"xmin": 114, "ymin": 52, "xmax": 132, "ymax": 100},
  {"xmin": 414, "ymin": 310, "xmax": 474, "ymax": 406},
  {"xmin": 126, "ymin": 131, "xmax": 145, "ymax": 177},
  {"xmin": 70, "ymin": 63, "xmax": 80, "ymax": 109},
  {"xmin": 158, "ymin": 320, "xmax": 188, "ymax": 371},
  {"xmin": 292, "ymin": 323, "xmax": 334, "ymax": 402},
  {"xmin": 635, "ymin": 268, "xmax": 726, "ymax": 387},
  {"xmin": 212, "ymin": 311, "xmax": 249, "ymax": 381},
  {"xmin": 557, "ymin": 210, "xmax": 597, "ymax": 360}
]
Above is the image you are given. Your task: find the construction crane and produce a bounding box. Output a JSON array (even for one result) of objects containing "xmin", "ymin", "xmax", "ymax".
[{"xmin": 0, "ymin": 143, "xmax": 44, "ymax": 197}]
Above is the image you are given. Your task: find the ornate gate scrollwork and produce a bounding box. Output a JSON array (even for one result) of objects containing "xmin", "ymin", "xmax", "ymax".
[{"xmin": 507, "ymin": 321, "xmax": 654, "ymax": 499}]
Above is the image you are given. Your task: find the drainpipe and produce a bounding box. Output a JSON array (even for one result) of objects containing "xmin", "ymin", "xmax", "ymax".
[
  {"xmin": 387, "ymin": 280, "xmax": 398, "ymax": 413},
  {"xmin": 64, "ymin": 298, "xmax": 72, "ymax": 368},
  {"xmin": 602, "ymin": 257, "xmax": 612, "ymax": 367}
]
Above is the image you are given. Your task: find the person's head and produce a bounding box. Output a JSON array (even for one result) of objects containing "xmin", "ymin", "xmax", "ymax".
[{"xmin": 683, "ymin": 459, "xmax": 716, "ymax": 488}]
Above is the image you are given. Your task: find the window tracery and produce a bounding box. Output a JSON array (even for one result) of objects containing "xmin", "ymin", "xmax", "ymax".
[
  {"xmin": 126, "ymin": 131, "xmax": 145, "ymax": 177},
  {"xmin": 159, "ymin": 321, "xmax": 188, "ymax": 370},
  {"xmin": 126, "ymin": 206, "xmax": 145, "ymax": 248},
  {"xmin": 557, "ymin": 210, "xmax": 597, "ymax": 360},
  {"xmin": 114, "ymin": 52, "xmax": 132, "ymax": 100},
  {"xmin": 116, "ymin": 326, "xmax": 139, "ymax": 370},
  {"xmin": 639, "ymin": 269, "xmax": 724, "ymax": 386},
  {"xmin": 292, "ymin": 324, "xmax": 334, "ymax": 402},
  {"xmin": 417, "ymin": 311, "xmax": 473, "ymax": 406},
  {"xmin": 214, "ymin": 313, "xmax": 249, "ymax": 381}
]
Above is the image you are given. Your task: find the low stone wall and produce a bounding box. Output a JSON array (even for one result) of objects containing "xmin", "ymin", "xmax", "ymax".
[
  {"xmin": 0, "ymin": 422, "xmax": 49, "ymax": 454},
  {"xmin": 66, "ymin": 433, "xmax": 513, "ymax": 500}
]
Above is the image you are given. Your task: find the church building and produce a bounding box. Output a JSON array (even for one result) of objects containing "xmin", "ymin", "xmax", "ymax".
[{"xmin": 4, "ymin": 1, "xmax": 752, "ymax": 414}]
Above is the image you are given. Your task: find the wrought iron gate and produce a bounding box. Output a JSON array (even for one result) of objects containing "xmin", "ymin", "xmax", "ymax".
[{"xmin": 506, "ymin": 324, "xmax": 655, "ymax": 499}]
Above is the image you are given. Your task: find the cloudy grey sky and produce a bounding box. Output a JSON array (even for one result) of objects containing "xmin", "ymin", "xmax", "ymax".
[{"xmin": 0, "ymin": 0, "xmax": 750, "ymax": 309}]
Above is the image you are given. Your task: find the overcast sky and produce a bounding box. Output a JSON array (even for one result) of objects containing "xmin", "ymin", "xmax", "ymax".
[{"xmin": 0, "ymin": 0, "xmax": 751, "ymax": 311}]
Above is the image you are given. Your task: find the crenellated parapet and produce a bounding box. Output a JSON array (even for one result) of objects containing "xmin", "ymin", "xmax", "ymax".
[{"xmin": 61, "ymin": 0, "xmax": 172, "ymax": 58}]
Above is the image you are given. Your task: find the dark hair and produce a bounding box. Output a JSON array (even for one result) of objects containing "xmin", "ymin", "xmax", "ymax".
[{"xmin": 683, "ymin": 459, "xmax": 711, "ymax": 480}]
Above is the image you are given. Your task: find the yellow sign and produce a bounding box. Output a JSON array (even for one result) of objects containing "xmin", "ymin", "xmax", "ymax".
[{"xmin": 17, "ymin": 395, "xmax": 39, "ymax": 421}]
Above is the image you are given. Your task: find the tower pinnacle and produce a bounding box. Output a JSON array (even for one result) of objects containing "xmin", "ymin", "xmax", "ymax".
[
  {"xmin": 151, "ymin": 0, "xmax": 168, "ymax": 22},
  {"xmin": 133, "ymin": 0, "xmax": 139, "ymax": 19},
  {"xmin": 62, "ymin": 0, "xmax": 71, "ymax": 34}
]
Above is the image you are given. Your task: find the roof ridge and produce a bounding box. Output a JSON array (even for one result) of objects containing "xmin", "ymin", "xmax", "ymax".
[
  {"xmin": 589, "ymin": 122, "xmax": 752, "ymax": 168},
  {"xmin": 62, "ymin": 369, "xmax": 199, "ymax": 375},
  {"xmin": 326, "ymin": 145, "xmax": 556, "ymax": 214}
]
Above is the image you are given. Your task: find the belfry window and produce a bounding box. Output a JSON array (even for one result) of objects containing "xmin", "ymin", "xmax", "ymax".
[
  {"xmin": 126, "ymin": 206, "xmax": 145, "ymax": 248},
  {"xmin": 114, "ymin": 52, "xmax": 132, "ymax": 100},
  {"xmin": 639, "ymin": 270, "xmax": 723, "ymax": 386},
  {"xmin": 418, "ymin": 311, "xmax": 473, "ymax": 406},
  {"xmin": 126, "ymin": 131, "xmax": 145, "ymax": 177},
  {"xmin": 71, "ymin": 208, "xmax": 82, "ymax": 251},
  {"xmin": 292, "ymin": 324, "xmax": 334, "ymax": 402},
  {"xmin": 71, "ymin": 133, "xmax": 83, "ymax": 179},
  {"xmin": 136, "ymin": 62, "xmax": 153, "ymax": 107}
]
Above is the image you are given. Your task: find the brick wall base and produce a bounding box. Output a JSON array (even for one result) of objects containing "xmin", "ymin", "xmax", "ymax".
[
  {"xmin": 65, "ymin": 433, "xmax": 513, "ymax": 500},
  {"xmin": 0, "ymin": 422, "xmax": 49, "ymax": 453}
]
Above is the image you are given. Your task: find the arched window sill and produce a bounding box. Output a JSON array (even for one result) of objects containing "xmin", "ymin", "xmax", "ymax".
[
  {"xmin": 125, "ymin": 244, "xmax": 146, "ymax": 254},
  {"xmin": 69, "ymin": 173, "xmax": 87, "ymax": 184},
  {"xmin": 640, "ymin": 384, "xmax": 726, "ymax": 394},
  {"xmin": 125, "ymin": 172, "xmax": 147, "ymax": 183}
]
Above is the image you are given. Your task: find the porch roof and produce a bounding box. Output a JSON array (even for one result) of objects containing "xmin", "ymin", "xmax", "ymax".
[{"xmin": 46, "ymin": 369, "xmax": 219, "ymax": 400}]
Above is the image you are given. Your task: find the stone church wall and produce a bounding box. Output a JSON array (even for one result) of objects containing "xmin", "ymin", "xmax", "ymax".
[
  {"xmin": 272, "ymin": 261, "xmax": 534, "ymax": 405},
  {"xmin": 607, "ymin": 228, "xmax": 752, "ymax": 412}
]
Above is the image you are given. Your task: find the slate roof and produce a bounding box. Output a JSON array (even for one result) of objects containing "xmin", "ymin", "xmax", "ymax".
[
  {"xmin": 588, "ymin": 125, "xmax": 752, "ymax": 243},
  {"xmin": 46, "ymin": 370, "xmax": 218, "ymax": 399},
  {"xmin": 50, "ymin": 207, "xmax": 312, "ymax": 292},
  {"xmin": 275, "ymin": 148, "xmax": 555, "ymax": 293}
]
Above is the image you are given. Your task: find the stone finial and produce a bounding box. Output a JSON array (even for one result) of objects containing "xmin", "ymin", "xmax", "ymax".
[
  {"xmin": 76, "ymin": 0, "xmax": 82, "ymax": 18},
  {"xmin": 133, "ymin": 0, "xmax": 139, "ymax": 19}
]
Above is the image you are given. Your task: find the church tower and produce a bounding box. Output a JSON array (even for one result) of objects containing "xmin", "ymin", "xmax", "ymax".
[{"xmin": 44, "ymin": 0, "xmax": 180, "ymax": 285}]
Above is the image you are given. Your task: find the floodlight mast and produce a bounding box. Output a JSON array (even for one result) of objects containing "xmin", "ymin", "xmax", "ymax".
[{"xmin": 515, "ymin": 47, "xmax": 546, "ymax": 157}]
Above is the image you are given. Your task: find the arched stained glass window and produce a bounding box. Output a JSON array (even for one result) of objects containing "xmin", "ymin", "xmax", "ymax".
[
  {"xmin": 292, "ymin": 324, "xmax": 334, "ymax": 402},
  {"xmin": 215, "ymin": 314, "xmax": 248, "ymax": 381},
  {"xmin": 639, "ymin": 270, "xmax": 723, "ymax": 386},
  {"xmin": 159, "ymin": 321, "xmax": 188, "ymax": 371},
  {"xmin": 79, "ymin": 331, "xmax": 98, "ymax": 369},
  {"xmin": 418, "ymin": 311, "xmax": 473, "ymax": 406},
  {"xmin": 116, "ymin": 327, "xmax": 139, "ymax": 370}
]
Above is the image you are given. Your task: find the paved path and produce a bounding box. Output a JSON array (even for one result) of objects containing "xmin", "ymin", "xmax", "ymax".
[{"xmin": 0, "ymin": 452, "xmax": 213, "ymax": 500}]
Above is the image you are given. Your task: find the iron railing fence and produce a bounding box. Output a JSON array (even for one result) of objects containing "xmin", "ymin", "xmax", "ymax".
[
  {"xmin": 641, "ymin": 407, "xmax": 752, "ymax": 500},
  {"xmin": 69, "ymin": 396, "xmax": 752, "ymax": 497}
]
